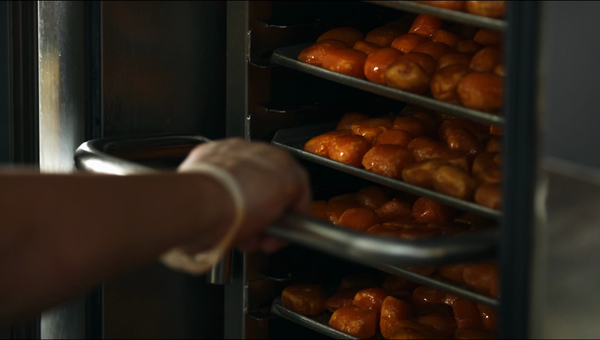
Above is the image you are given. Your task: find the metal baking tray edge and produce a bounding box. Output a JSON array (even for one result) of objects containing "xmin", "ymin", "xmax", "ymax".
[
  {"xmin": 271, "ymin": 296, "xmax": 359, "ymax": 339},
  {"xmin": 270, "ymin": 44, "xmax": 505, "ymax": 127},
  {"xmin": 272, "ymin": 123, "xmax": 502, "ymax": 220},
  {"xmin": 364, "ymin": 1, "xmax": 508, "ymax": 31}
]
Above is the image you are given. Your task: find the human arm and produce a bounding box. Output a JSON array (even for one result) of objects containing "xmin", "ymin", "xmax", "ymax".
[{"xmin": 0, "ymin": 138, "xmax": 310, "ymax": 323}]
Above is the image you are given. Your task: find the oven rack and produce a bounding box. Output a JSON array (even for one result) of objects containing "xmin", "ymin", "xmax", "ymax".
[
  {"xmin": 363, "ymin": 1, "xmax": 507, "ymax": 32},
  {"xmin": 272, "ymin": 122, "xmax": 502, "ymax": 220},
  {"xmin": 270, "ymin": 44, "xmax": 505, "ymax": 127},
  {"xmin": 270, "ymin": 296, "xmax": 359, "ymax": 339}
]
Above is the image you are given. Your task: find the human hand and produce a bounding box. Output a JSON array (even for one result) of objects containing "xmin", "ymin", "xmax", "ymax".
[{"xmin": 177, "ymin": 138, "xmax": 311, "ymax": 254}]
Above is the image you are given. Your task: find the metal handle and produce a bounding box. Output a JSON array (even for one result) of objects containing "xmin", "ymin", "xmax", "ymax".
[
  {"xmin": 74, "ymin": 135, "xmax": 498, "ymax": 271},
  {"xmin": 74, "ymin": 134, "xmax": 232, "ymax": 284}
]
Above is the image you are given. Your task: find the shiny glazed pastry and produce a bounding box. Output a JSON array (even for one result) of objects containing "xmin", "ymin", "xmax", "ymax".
[
  {"xmin": 391, "ymin": 33, "xmax": 429, "ymax": 54},
  {"xmin": 463, "ymin": 262, "xmax": 499, "ymax": 297},
  {"xmin": 353, "ymin": 287, "xmax": 389, "ymax": 319},
  {"xmin": 373, "ymin": 129, "xmax": 414, "ymax": 147},
  {"xmin": 446, "ymin": 127, "xmax": 484, "ymax": 158},
  {"xmin": 322, "ymin": 48, "xmax": 368, "ymax": 78},
  {"xmin": 475, "ymin": 183, "xmax": 502, "ymax": 209},
  {"xmin": 410, "ymin": 14, "xmax": 443, "ymax": 37},
  {"xmin": 362, "ymin": 145, "xmax": 415, "ymax": 179},
  {"xmin": 412, "ymin": 197, "xmax": 456, "ymax": 223},
  {"xmin": 437, "ymin": 264, "xmax": 467, "ymax": 284},
  {"xmin": 469, "ymin": 47, "xmax": 502, "ymax": 73},
  {"xmin": 338, "ymin": 208, "xmax": 380, "ymax": 232},
  {"xmin": 408, "ymin": 137, "xmax": 445, "ymax": 161},
  {"xmin": 328, "ymin": 135, "xmax": 371, "ymax": 167},
  {"xmin": 304, "ymin": 130, "xmax": 352, "ymax": 157},
  {"xmin": 455, "ymin": 39, "xmax": 483, "ymax": 54},
  {"xmin": 477, "ymin": 304, "xmax": 498, "ymax": 330},
  {"xmin": 375, "ymin": 198, "xmax": 413, "ymax": 222},
  {"xmin": 356, "ymin": 186, "xmax": 390, "ymax": 210},
  {"xmin": 336, "ymin": 112, "xmax": 370, "ymax": 131},
  {"xmin": 393, "ymin": 116, "xmax": 427, "ymax": 138},
  {"xmin": 457, "ymin": 72, "xmax": 504, "ymax": 111},
  {"xmin": 493, "ymin": 63, "xmax": 506, "ymax": 77},
  {"xmin": 438, "ymin": 118, "xmax": 488, "ymax": 142},
  {"xmin": 452, "ymin": 298, "xmax": 484, "ymax": 329},
  {"xmin": 473, "ymin": 29, "xmax": 503, "ymax": 47},
  {"xmin": 385, "ymin": 57, "xmax": 432, "ymax": 94},
  {"xmin": 351, "ymin": 117, "xmax": 394, "ymax": 143},
  {"xmin": 329, "ymin": 305, "xmax": 378, "ymax": 339},
  {"xmin": 430, "ymin": 64, "xmax": 470, "ymax": 104},
  {"xmin": 353, "ymin": 40, "xmax": 382, "ymax": 55},
  {"xmin": 466, "ymin": 1, "xmax": 507, "ymax": 18},
  {"xmin": 325, "ymin": 287, "xmax": 361, "ymax": 313},
  {"xmin": 317, "ymin": 27, "xmax": 365, "ymax": 47},
  {"xmin": 432, "ymin": 165, "xmax": 477, "ymax": 200},
  {"xmin": 438, "ymin": 52, "xmax": 473, "ymax": 69},
  {"xmin": 326, "ymin": 196, "xmax": 363, "ymax": 225},
  {"xmin": 364, "ymin": 48, "xmax": 404, "ymax": 84},
  {"xmin": 415, "ymin": 307, "xmax": 457, "ymax": 338},
  {"xmin": 380, "ymin": 296, "xmax": 413, "ymax": 339},
  {"xmin": 365, "ymin": 26, "xmax": 405, "ymax": 47},
  {"xmin": 410, "ymin": 110, "xmax": 440, "ymax": 137},
  {"xmin": 281, "ymin": 284, "xmax": 327, "ymax": 316},
  {"xmin": 297, "ymin": 39, "xmax": 350, "ymax": 67},
  {"xmin": 430, "ymin": 29, "xmax": 462, "ymax": 48},
  {"xmin": 472, "ymin": 152, "xmax": 501, "ymax": 179},
  {"xmin": 430, "ymin": 148, "xmax": 471, "ymax": 172},
  {"xmin": 402, "ymin": 159, "xmax": 449, "ymax": 189},
  {"xmin": 401, "ymin": 52, "xmax": 438, "ymax": 76},
  {"xmin": 412, "ymin": 286, "xmax": 447, "ymax": 305},
  {"xmin": 412, "ymin": 42, "xmax": 453, "ymax": 61},
  {"xmin": 485, "ymin": 137, "xmax": 502, "ymax": 152}
]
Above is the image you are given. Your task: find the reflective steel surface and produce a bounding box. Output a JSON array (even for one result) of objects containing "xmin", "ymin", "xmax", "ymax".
[
  {"xmin": 530, "ymin": 1, "xmax": 600, "ymax": 338},
  {"xmin": 99, "ymin": 2, "xmax": 226, "ymax": 338},
  {"xmin": 37, "ymin": 1, "xmax": 87, "ymax": 339}
]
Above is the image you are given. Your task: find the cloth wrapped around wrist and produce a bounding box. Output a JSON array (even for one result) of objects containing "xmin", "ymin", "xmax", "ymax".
[{"xmin": 160, "ymin": 163, "xmax": 245, "ymax": 275}]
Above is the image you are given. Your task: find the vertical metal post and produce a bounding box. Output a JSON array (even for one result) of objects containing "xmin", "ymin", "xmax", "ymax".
[
  {"xmin": 498, "ymin": 1, "xmax": 539, "ymax": 338},
  {"xmin": 37, "ymin": 1, "xmax": 86, "ymax": 338},
  {"xmin": 225, "ymin": 2, "xmax": 249, "ymax": 337}
]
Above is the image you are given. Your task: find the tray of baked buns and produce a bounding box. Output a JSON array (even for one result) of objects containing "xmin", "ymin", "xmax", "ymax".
[
  {"xmin": 268, "ymin": 184, "xmax": 499, "ymax": 307},
  {"xmin": 272, "ymin": 106, "xmax": 503, "ymax": 220},
  {"xmin": 272, "ymin": 269, "xmax": 498, "ymax": 339},
  {"xmin": 363, "ymin": 1, "xmax": 508, "ymax": 31},
  {"xmin": 270, "ymin": 9, "xmax": 506, "ymax": 127}
]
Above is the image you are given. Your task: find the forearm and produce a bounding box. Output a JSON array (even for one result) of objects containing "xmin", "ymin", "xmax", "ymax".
[{"xmin": 0, "ymin": 173, "xmax": 232, "ymax": 323}]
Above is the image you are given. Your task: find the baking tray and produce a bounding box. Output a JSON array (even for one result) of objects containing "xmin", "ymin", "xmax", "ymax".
[
  {"xmin": 272, "ymin": 122, "xmax": 502, "ymax": 220},
  {"xmin": 270, "ymin": 296, "xmax": 360, "ymax": 339},
  {"xmin": 270, "ymin": 44, "xmax": 505, "ymax": 127},
  {"xmin": 364, "ymin": 1, "xmax": 508, "ymax": 32}
]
